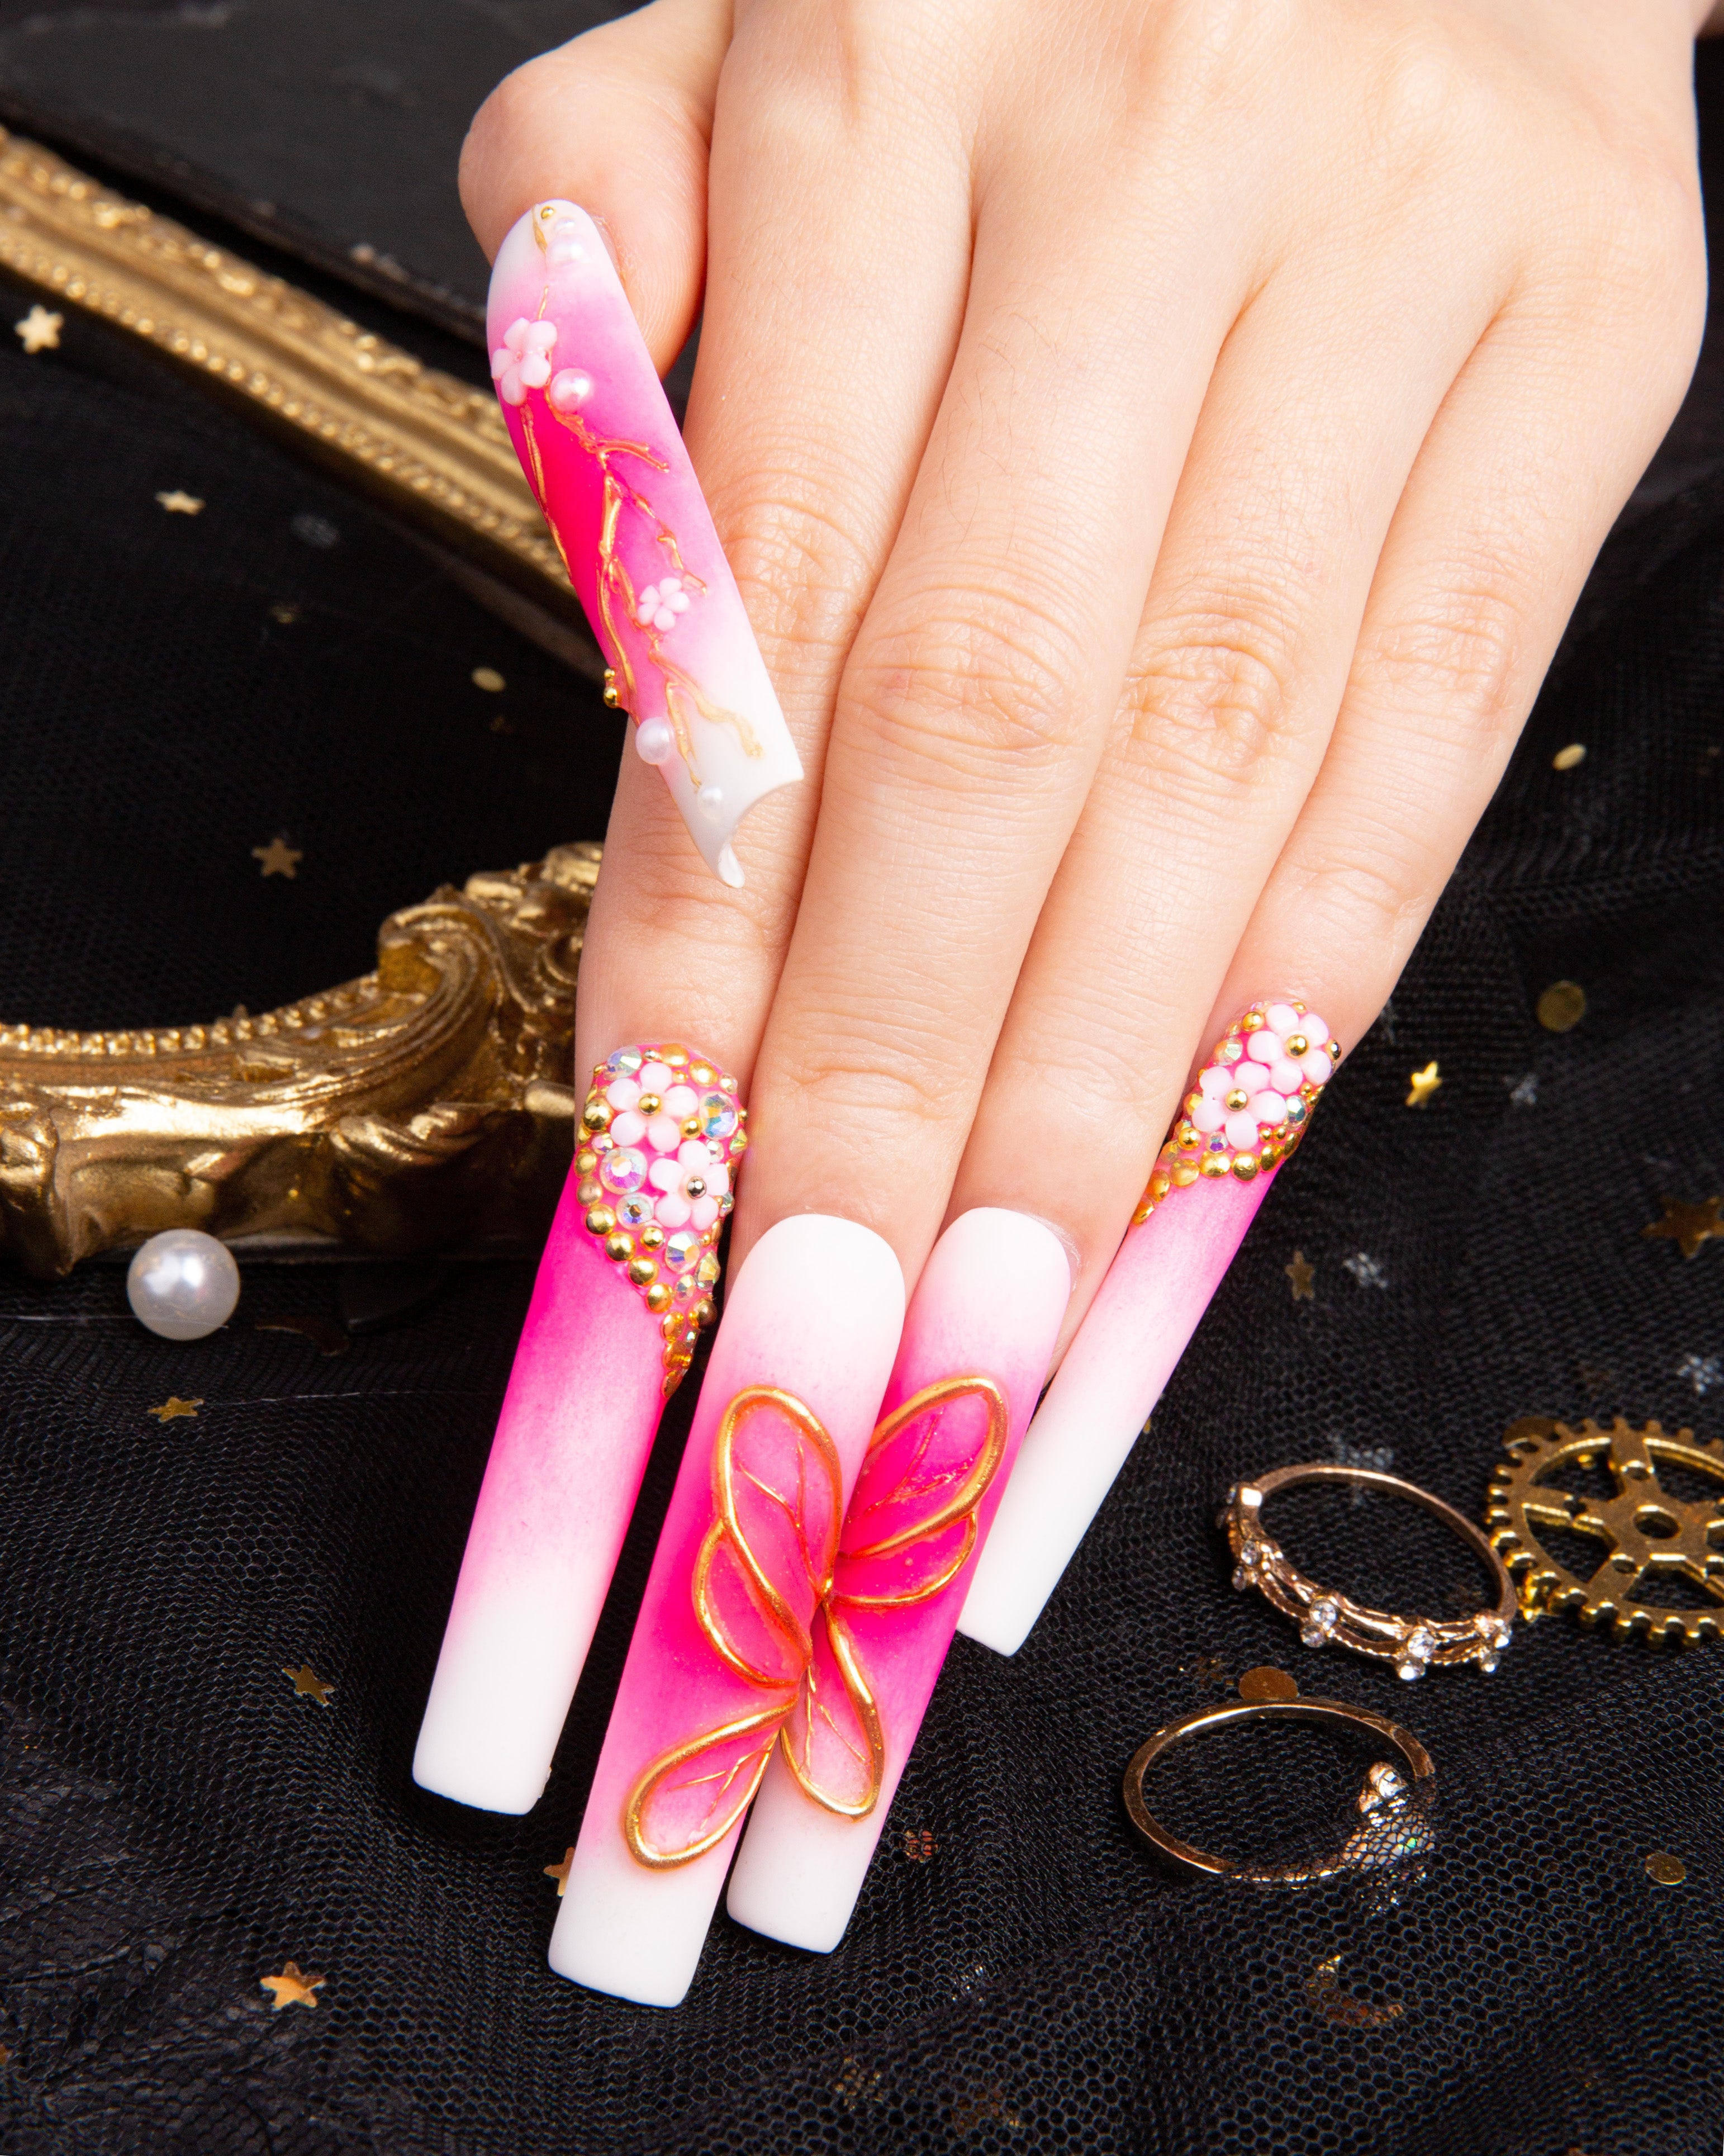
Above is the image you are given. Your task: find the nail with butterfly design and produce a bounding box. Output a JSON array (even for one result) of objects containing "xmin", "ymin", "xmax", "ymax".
[{"xmin": 487, "ymin": 201, "xmax": 802, "ymax": 887}]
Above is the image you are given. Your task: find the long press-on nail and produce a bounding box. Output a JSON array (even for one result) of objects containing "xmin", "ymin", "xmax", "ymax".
[
  {"xmin": 959, "ymin": 999, "xmax": 1338, "ymax": 1657},
  {"xmin": 413, "ymin": 1046, "xmax": 747, "ymax": 1814},
  {"xmin": 723, "ymin": 1209, "xmax": 1070, "ymax": 1953},
  {"xmin": 488, "ymin": 202, "xmax": 802, "ymax": 887},
  {"xmin": 548, "ymin": 1215, "xmax": 905, "ymax": 2007}
]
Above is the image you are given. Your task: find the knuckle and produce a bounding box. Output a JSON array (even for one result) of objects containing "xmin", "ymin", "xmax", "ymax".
[
  {"xmin": 1354, "ymin": 577, "xmax": 1526, "ymax": 742},
  {"xmin": 711, "ymin": 480, "xmax": 881, "ymax": 673},
  {"xmin": 1124, "ymin": 590, "xmax": 1304, "ymax": 789},
  {"xmin": 847, "ymin": 601, "xmax": 1089, "ymax": 781},
  {"xmin": 771, "ymin": 1015, "xmax": 970, "ymax": 1140}
]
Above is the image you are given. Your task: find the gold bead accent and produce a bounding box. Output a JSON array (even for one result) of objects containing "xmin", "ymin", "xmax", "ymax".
[
  {"xmin": 1175, "ymin": 1122, "xmax": 1199, "ymax": 1150},
  {"xmin": 1285, "ymin": 1033, "xmax": 1309, "ymax": 1058},
  {"xmin": 694, "ymin": 1297, "xmax": 715, "ymax": 1327},
  {"xmin": 627, "ymin": 1257, "xmax": 658, "ymax": 1286},
  {"xmin": 577, "ymin": 1149, "xmax": 597, "ymax": 1174},
  {"xmin": 640, "ymin": 1225, "xmax": 666, "ymax": 1250},
  {"xmin": 582, "ymin": 1101, "xmax": 612, "ymax": 1133},
  {"xmin": 1224, "ymin": 1088, "xmax": 1250, "ymax": 1112},
  {"xmin": 602, "ymin": 668, "xmax": 620, "ymax": 708},
  {"xmin": 585, "ymin": 1206, "xmax": 616, "ymax": 1236},
  {"xmin": 691, "ymin": 1065, "xmax": 716, "ymax": 1085},
  {"xmin": 578, "ymin": 1180, "xmax": 602, "ymax": 1206},
  {"xmin": 637, "ymin": 1093, "xmax": 661, "ymax": 1116},
  {"xmin": 1327, "ymin": 1040, "xmax": 1342, "ymax": 1059},
  {"xmin": 1232, "ymin": 1153, "xmax": 1260, "ymax": 1179},
  {"xmin": 685, "ymin": 1177, "xmax": 706, "ymax": 1198},
  {"xmin": 1200, "ymin": 1154, "xmax": 1231, "ymax": 1178},
  {"xmin": 646, "ymin": 1283, "xmax": 672, "ymax": 1312},
  {"xmin": 662, "ymin": 1314, "xmax": 682, "ymax": 1340},
  {"xmin": 605, "ymin": 1231, "xmax": 633, "ymax": 1262},
  {"xmin": 1241, "ymin": 1012, "xmax": 1266, "ymax": 1031},
  {"xmin": 682, "ymin": 1117, "xmax": 701, "ymax": 1139},
  {"xmin": 1174, "ymin": 1163, "xmax": 1200, "ymax": 1187}
]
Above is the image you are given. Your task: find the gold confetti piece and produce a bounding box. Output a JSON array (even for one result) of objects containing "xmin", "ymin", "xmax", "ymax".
[
  {"xmin": 146, "ymin": 1396, "xmax": 202, "ymax": 1421},
  {"xmin": 1552, "ymin": 743, "xmax": 1587, "ymax": 771},
  {"xmin": 155, "ymin": 489, "xmax": 205, "ymax": 515},
  {"xmin": 283, "ymin": 1664, "xmax": 334, "ymax": 1706},
  {"xmin": 252, "ymin": 836, "xmax": 303, "ymax": 879},
  {"xmin": 259, "ymin": 1961, "xmax": 324, "ymax": 2010},
  {"xmin": 544, "ymin": 1847, "xmax": 573, "ymax": 1894},
  {"xmin": 1405, "ymin": 1060, "xmax": 1442, "ymax": 1108},
  {"xmin": 1237, "ymin": 1665, "xmax": 1298, "ymax": 1702},
  {"xmin": 902, "ymin": 1828, "xmax": 935, "ymax": 1863},
  {"xmin": 471, "ymin": 666, "xmax": 506, "ymax": 693},
  {"xmin": 15, "ymin": 304, "xmax": 63, "ymax": 353},
  {"xmin": 488, "ymin": 713, "xmax": 516, "ymax": 735},
  {"xmin": 1536, "ymin": 980, "xmax": 1587, "ymax": 1032},
  {"xmin": 1285, "ymin": 1250, "xmax": 1315, "ymax": 1301},
  {"xmin": 1641, "ymin": 1196, "xmax": 1723, "ymax": 1261},
  {"xmin": 269, "ymin": 601, "xmax": 301, "ymax": 624},
  {"xmin": 1645, "ymin": 1850, "xmax": 1687, "ymax": 1885},
  {"xmin": 1305, "ymin": 1955, "xmax": 1403, "ymax": 2027}
]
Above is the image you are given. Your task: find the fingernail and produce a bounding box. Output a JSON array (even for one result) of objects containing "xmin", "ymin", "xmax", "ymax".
[
  {"xmin": 723, "ymin": 1209, "xmax": 1070, "ymax": 1954},
  {"xmin": 548, "ymin": 1215, "xmax": 905, "ymax": 2007},
  {"xmin": 488, "ymin": 202, "xmax": 803, "ymax": 886},
  {"xmin": 412, "ymin": 1044, "xmax": 747, "ymax": 1814},
  {"xmin": 958, "ymin": 997, "xmax": 1339, "ymax": 1657}
]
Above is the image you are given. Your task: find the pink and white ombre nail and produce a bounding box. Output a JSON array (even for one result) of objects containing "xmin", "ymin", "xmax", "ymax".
[
  {"xmin": 960, "ymin": 998, "xmax": 1340, "ymax": 1657},
  {"xmin": 488, "ymin": 202, "xmax": 802, "ymax": 887},
  {"xmin": 549, "ymin": 1215, "xmax": 905, "ymax": 2007},
  {"xmin": 724, "ymin": 1209, "xmax": 1070, "ymax": 1954},
  {"xmin": 413, "ymin": 1046, "xmax": 747, "ymax": 1816}
]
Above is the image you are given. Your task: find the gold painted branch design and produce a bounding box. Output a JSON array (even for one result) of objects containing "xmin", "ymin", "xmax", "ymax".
[{"xmin": 623, "ymin": 1375, "xmax": 1009, "ymax": 1869}]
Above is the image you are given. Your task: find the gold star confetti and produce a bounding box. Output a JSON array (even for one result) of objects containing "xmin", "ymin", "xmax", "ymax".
[
  {"xmin": 259, "ymin": 1961, "xmax": 324, "ymax": 2010},
  {"xmin": 146, "ymin": 1396, "xmax": 202, "ymax": 1421},
  {"xmin": 155, "ymin": 489, "xmax": 205, "ymax": 515},
  {"xmin": 1641, "ymin": 1196, "xmax": 1722, "ymax": 1261},
  {"xmin": 1645, "ymin": 1851, "xmax": 1687, "ymax": 1886},
  {"xmin": 1536, "ymin": 979, "xmax": 1587, "ymax": 1032},
  {"xmin": 1285, "ymin": 1250, "xmax": 1315, "ymax": 1301},
  {"xmin": 471, "ymin": 666, "xmax": 506, "ymax": 693},
  {"xmin": 15, "ymin": 304, "xmax": 63, "ymax": 353},
  {"xmin": 1552, "ymin": 742, "xmax": 1587, "ymax": 771},
  {"xmin": 544, "ymin": 1847, "xmax": 573, "ymax": 1894},
  {"xmin": 1405, "ymin": 1061, "xmax": 1442, "ymax": 1108},
  {"xmin": 252, "ymin": 836, "xmax": 303, "ymax": 879},
  {"xmin": 283, "ymin": 1664, "xmax": 333, "ymax": 1706}
]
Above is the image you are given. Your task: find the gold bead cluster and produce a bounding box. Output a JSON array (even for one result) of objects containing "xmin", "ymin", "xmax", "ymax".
[{"xmin": 1133, "ymin": 1001, "xmax": 1337, "ymax": 1225}]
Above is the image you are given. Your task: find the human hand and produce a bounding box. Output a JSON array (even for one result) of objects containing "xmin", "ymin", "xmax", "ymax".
[{"xmin": 462, "ymin": 0, "xmax": 1708, "ymax": 1337}]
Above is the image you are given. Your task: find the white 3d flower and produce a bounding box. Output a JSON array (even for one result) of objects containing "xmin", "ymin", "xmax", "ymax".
[
  {"xmin": 635, "ymin": 576, "xmax": 692, "ymax": 634},
  {"xmin": 490, "ymin": 318, "xmax": 557, "ymax": 406}
]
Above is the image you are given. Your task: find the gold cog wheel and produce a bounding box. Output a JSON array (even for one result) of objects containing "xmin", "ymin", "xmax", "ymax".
[{"xmin": 1486, "ymin": 1417, "xmax": 1724, "ymax": 1645}]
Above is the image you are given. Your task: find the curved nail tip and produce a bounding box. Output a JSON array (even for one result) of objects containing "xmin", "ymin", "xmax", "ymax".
[
  {"xmin": 717, "ymin": 843, "xmax": 744, "ymax": 888},
  {"xmin": 577, "ymin": 1041, "xmax": 747, "ymax": 1392},
  {"xmin": 1137, "ymin": 993, "xmax": 1340, "ymax": 1220},
  {"xmin": 487, "ymin": 202, "xmax": 802, "ymax": 887}
]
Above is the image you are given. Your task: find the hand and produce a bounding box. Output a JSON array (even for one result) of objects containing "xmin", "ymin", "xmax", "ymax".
[{"xmin": 462, "ymin": 0, "xmax": 1707, "ymax": 1338}]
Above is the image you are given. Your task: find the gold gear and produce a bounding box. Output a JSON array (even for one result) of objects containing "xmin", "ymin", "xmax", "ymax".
[{"xmin": 1486, "ymin": 1417, "xmax": 1724, "ymax": 1646}]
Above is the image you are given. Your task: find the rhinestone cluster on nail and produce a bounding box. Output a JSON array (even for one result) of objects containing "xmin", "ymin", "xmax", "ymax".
[
  {"xmin": 1136, "ymin": 998, "xmax": 1339, "ymax": 1222},
  {"xmin": 575, "ymin": 1044, "xmax": 746, "ymax": 1396}
]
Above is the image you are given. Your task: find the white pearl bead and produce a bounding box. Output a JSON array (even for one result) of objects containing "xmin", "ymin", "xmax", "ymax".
[
  {"xmin": 126, "ymin": 1229, "xmax": 240, "ymax": 1340},
  {"xmin": 634, "ymin": 717, "xmax": 676, "ymax": 765},
  {"xmin": 696, "ymin": 783, "xmax": 725, "ymax": 818}
]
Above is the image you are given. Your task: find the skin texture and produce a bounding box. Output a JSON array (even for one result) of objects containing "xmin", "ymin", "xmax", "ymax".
[{"xmin": 462, "ymin": 0, "xmax": 1711, "ymax": 1351}]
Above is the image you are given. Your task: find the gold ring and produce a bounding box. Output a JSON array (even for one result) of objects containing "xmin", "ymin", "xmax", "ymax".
[
  {"xmin": 1220, "ymin": 1463, "xmax": 1517, "ymax": 1679},
  {"xmin": 1123, "ymin": 1696, "xmax": 1435, "ymax": 1884}
]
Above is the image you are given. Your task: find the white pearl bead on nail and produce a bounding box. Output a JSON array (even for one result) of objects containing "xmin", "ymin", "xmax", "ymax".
[
  {"xmin": 634, "ymin": 717, "xmax": 676, "ymax": 765},
  {"xmin": 126, "ymin": 1229, "xmax": 241, "ymax": 1341}
]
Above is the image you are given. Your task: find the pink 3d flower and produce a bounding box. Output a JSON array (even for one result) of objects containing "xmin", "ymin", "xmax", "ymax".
[
  {"xmin": 635, "ymin": 577, "xmax": 691, "ymax": 633},
  {"xmin": 490, "ymin": 318, "xmax": 557, "ymax": 405}
]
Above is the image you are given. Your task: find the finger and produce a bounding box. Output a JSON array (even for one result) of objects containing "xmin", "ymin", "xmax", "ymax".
[
  {"xmin": 1215, "ymin": 253, "xmax": 1704, "ymax": 1058},
  {"xmin": 728, "ymin": 165, "xmax": 1250, "ymax": 1280},
  {"xmin": 946, "ymin": 240, "xmax": 1505, "ymax": 1329},
  {"xmin": 572, "ymin": 2, "xmax": 985, "ymax": 1083},
  {"xmin": 459, "ymin": 0, "xmax": 732, "ymax": 368}
]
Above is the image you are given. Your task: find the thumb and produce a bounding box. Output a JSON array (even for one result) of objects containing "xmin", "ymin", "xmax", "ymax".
[{"xmin": 459, "ymin": 0, "xmax": 730, "ymax": 374}]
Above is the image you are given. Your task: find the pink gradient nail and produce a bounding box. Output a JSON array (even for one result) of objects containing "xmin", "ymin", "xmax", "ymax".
[
  {"xmin": 413, "ymin": 1045, "xmax": 745, "ymax": 1815},
  {"xmin": 724, "ymin": 1209, "xmax": 1071, "ymax": 1953},
  {"xmin": 488, "ymin": 202, "xmax": 802, "ymax": 887},
  {"xmin": 548, "ymin": 1215, "xmax": 905, "ymax": 2007},
  {"xmin": 960, "ymin": 998, "xmax": 1339, "ymax": 1656}
]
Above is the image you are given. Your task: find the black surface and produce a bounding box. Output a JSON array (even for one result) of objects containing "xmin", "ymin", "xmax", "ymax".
[{"xmin": 2, "ymin": 25, "xmax": 1724, "ymax": 2156}]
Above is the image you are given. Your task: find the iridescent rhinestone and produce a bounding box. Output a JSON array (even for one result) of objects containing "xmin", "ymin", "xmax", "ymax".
[
  {"xmin": 696, "ymin": 1255, "xmax": 721, "ymax": 1288},
  {"xmin": 698, "ymin": 1089, "xmax": 739, "ymax": 1140},
  {"xmin": 663, "ymin": 1229, "xmax": 701, "ymax": 1273},
  {"xmin": 616, "ymin": 1193, "xmax": 654, "ymax": 1228},
  {"xmin": 605, "ymin": 1047, "xmax": 645, "ymax": 1078},
  {"xmin": 1285, "ymin": 1097, "xmax": 1308, "ymax": 1124},
  {"xmin": 599, "ymin": 1146, "xmax": 648, "ymax": 1195},
  {"xmin": 1395, "ymin": 1626, "xmax": 1435, "ymax": 1681},
  {"xmin": 674, "ymin": 1274, "xmax": 697, "ymax": 1301}
]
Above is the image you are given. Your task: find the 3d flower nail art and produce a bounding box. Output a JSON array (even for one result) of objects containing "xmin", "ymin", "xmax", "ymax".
[{"xmin": 486, "ymin": 201, "xmax": 804, "ymax": 886}]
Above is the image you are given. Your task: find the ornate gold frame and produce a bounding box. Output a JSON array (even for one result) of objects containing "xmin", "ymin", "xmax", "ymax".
[{"xmin": 0, "ymin": 134, "xmax": 602, "ymax": 1273}]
